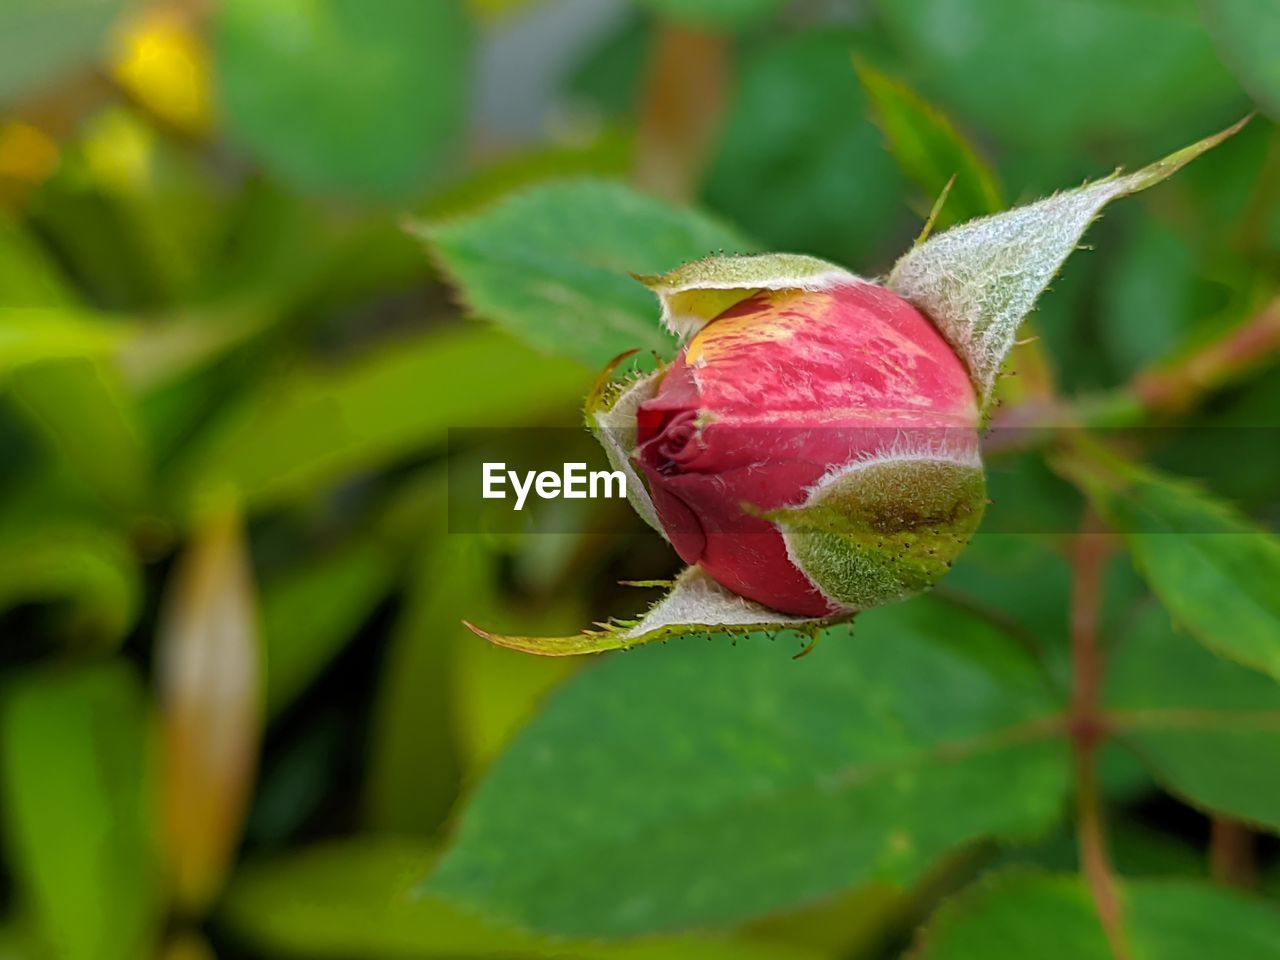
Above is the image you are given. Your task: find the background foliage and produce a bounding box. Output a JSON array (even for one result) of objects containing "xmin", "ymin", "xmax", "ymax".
[{"xmin": 1, "ymin": 1, "xmax": 1279, "ymax": 958}]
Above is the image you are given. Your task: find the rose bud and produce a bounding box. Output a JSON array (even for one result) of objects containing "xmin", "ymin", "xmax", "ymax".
[
  {"xmin": 453, "ymin": 121, "xmax": 1244, "ymax": 654},
  {"xmin": 626, "ymin": 274, "xmax": 985, "ymax": 617}
]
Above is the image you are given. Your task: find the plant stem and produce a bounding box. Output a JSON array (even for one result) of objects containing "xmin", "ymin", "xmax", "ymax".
[
  {"xmin": 987, "ymin": 295, "xmax": 1280, "ymax": 454},
  {"xmin": 1132, "ymin": 295, "xmax": 1280, "ymax": 414},
  {"xmin": 1069, "ymin": 516, "xmax": 1131, "ymax": 960},
  {"xmin": 633, "ymin": 24, "xmax": 730, "ymax": 202},
  {"xmin": 1209, "ymin": 817, "xmax": 1257, "ymax": 889}
]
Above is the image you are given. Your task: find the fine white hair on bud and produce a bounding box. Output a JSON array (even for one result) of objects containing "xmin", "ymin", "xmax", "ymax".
[
  {"xmin": 585, "ymin": 365, "xmax": 667, "ymax": 538},
  {"xmin": 463, "ymin": 566, "xmax": 829, "ymax": 657},
  {"xmin": 887, "ymin": 117, "xmax": 1251, "ymax": 409},
  {"xmin": 620, "ymin": 566, "xmax": 819, "ymax": 640}
]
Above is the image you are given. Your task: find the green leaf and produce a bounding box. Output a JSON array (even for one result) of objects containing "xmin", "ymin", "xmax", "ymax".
[
  {"xmin": 1097, "ymin": 217, "xmax": 1199, "ymax": 377},
  {"xmin": 912, "ymin": 870, "xmax": 1280, "ymax": 959},
  {"xmin": 1203, "ymin": 0, "xmax": 1280, "ymax": 120},
  {"xmin": 996, "ymin": 820, "xmax": 1205, "ymax": 879},
  {"xmin": 220, "ymin": 838, "xmax": 829, "ymax": 960},
  {"xmin": 419, "ymin": 179, "xmax": 752, "ymax": 367},
  {"xmin": 432, "ymin": 598, "xmax": 1068, "ymax": 935},
  {"xmin": 214, "ymin": 0, "xmax": 472, "ymax": 201},
  {"xmin": 0, "ymin": 218, "xmax": 78, "ymax": 306},
  {"xmin": 887, "ymin": 119, "xmax": 1247, "ymax": 407},
  {"xmin": 363, "ymin": 542, "xmax": 475, "ymax": 835},
  {"xmin": 702, "ymin": 29, "xmax": 904, "ymax": 267},
  {"xmin": 1070, "ymin": 455, "xmax": 1280, "ymax": 682},
  {"xmin": 0, "ymin": 0, "xmax": 129, "ymax": 104},
  {"xmin": 876, "ymin": 0, "xmax": 1242, "ymax": 145},
  {"xmin": 0, "ymin": 308, "xmax": 123, "ymax": 373},
  {"xmin": 853, "ymin": 58, "xmax": 1003, "ymax": 228},
  {"xmin": 7, "ymin": 357, "xmax": 149, "ymax": 513},
  {"xmin": 169, "ymin": 327, "xmax": 590, "ymax": 515},
  {"xmin": 939, "ymin": 533, "xmax": 1072, "ymax": 669},
  {"xmin": 419, "ymin": 131, "xmax": 633, "ymax": 222},
  {"xmin": 0, "ymin": 511, "xmax": 141, "ymax": 643},
  {"xmin": 263, "ymin": 540, "xmax": 394, "ymax": 718},
  {"xmin": 634, "ymin": 0, "xmax": 785, "ymax": 29},
  {"xmin": 0, "ymin": 663, "xmax": 160, "ymax": 960},
  {"xmin": 1105, "ymin": 604, "xmax": 1280, "ymax": 830}
]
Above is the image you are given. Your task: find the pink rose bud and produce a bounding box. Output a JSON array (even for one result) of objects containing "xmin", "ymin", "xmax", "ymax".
[
  {"xmin": 629, "ymin": 280, "xmax": 985, "ymax": 617},
  {"xmin": 454, "ymin": 124, "xmax": 1244, "ymax": 654}
]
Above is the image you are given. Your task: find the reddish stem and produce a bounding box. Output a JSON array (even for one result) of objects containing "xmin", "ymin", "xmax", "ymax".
[
  {"xmin": 1132, "ymin": 296, "xmax": 1280, "ymax": 414},
  {"xmin": 633, "ymin": 24, "xmax": 730, "ymax": 202},
  {"xmin": 1209, "ymin": 817, "xmax": 1257, "ymax": 889},
  {"xmin": 1070, "ymin": 516, "xmax": 1131, "ymax": 960}
]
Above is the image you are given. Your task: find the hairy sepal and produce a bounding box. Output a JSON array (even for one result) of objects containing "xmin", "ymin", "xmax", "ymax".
[
  {"xmin": 887, "ymin": 117, "xmax": 1250, "ymax": 409},
  {"xmin": 463, "ymin": 566, "xmax": 840, "ymax": 657},
  {"xmin": 584, "ymin": 352, "xmax": 666, "ymax": 537},
  {"xmin": 634, "ymin": 253, "xmax": 867, "ymax": 340},
  {"xmin": 764, "ymin": 453, "xmax": 987, "ymax": 610}
]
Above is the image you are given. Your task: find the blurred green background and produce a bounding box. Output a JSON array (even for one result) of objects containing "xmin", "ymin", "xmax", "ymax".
[{"xmin": 1, "ymin": 1, "xmax": 1279, "ymax": 958}]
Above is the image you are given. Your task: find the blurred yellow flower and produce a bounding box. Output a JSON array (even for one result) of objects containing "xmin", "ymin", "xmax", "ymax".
[{"xmin": 111, "ymin": 6, "xmax": 213, "ymax": 136}]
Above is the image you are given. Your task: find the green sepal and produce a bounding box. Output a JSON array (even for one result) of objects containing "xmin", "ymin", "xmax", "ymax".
[
  {"xmin": 463, "ymin": 566, "xmax": 845, "ymax": 657},
  {"xmin": 761, "ymin": 456, "xmax": 987, "ymax": 610},
  {"xmin": 583, "ymin": 349, "xmax": 667, "ymax": 537},
  {"xmin": 887, "ymin": 117, "xmax": 1251, "ymax": 409},
  {"xmin": 634, "ymin": 252, "xmax": 864, "ymax": 340}
]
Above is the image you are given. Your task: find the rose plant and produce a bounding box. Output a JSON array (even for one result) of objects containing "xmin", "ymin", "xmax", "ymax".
[{"xmin": 464, "ymin": 119, "xmax": 1248, "ymax": 655}]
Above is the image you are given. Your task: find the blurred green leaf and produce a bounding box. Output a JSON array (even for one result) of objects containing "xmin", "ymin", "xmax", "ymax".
[
  {"xmin": 8, "ymin": 357, "xmax": 149, "ymax": 513},
  {"xmin": 0, "ymin": 514, "xmax": 140, "ymax": 642},
  {"xmin": 451, "ymin": 590, "xmax": 581, "ymax": 771},
  {"xmin": 429, "ymin": 598, "xmax": 1068, "ymax": 936},
  {"xmin": 1097, "ymin": 216, "xmax": 1200, "ymax": 378},
  {"xmin": 1203, "ymin": 0, "xmax": 1280, "ymax": 120},
  {"xmin": 1070, "ymin": 455, "xmax": 1280, "ymax": 682},
  {"xmin": 1105, "ymin": 604, "xmax": 1280, "ymax": 830},
  {"xmin": 0, "ymin": 925, "xmax": 37, "ymax": 960},
  {"xmin": 420, "ymin": 179, "xmax": 751, "ymax": 366},
  {"xmin": 170, "ymin": 326, "xmax": 590, "ymax": 515},
  {"xmin": 912, "ymin": 870, "xmax": 1280, "ymax": 958},
  {"xmin": 420, "ymin": 131, "xmax": 633, "ymax": 222},
  {"xmin": 0, "ymin": 663, "xmax": 159, "ymax": 960},
  {"xmin": 876, "ymin": 0, "xmax": 1241, "ymax": 145},
  {"xmin": 703, "ymin": 30, "xmax": 904, "ymax": 269},
  {"xmin": 214, "ymin": 0, "xmax": 472, "ymax": 201},
  {"xmin": 854, "ymin": 57, "xmax": 1003, "ymax": 227},
  {"xmin": 263, "ymin": 539, "xmax": 395, "ymax": 718},
  {"xmin": 997, "ymin": 819, "xmax": 1204, "ymax": 878},
  {"xmin": 0, "ymin": 308, "xmax": 122, "ymax": 372},
  {"xmin": 0, "ymin": 219, "xmax": 77, "ymax": 307},
  {"xmin": 567, "ymin": 12, "xmax": 650, "ymax": 120},
  {"xmin": 363, "ymin": 541, "xmax": 475, "ymax": 835},
  {"xmin": 635, "ymin": 0, "xmax": 784, "ymax": 28},
  {"xmin": 221, "ymin": 838, "xmax": 830, "ymax": 960},
  {"xmin": 939, "ymin": 532, "xmax": 1071, "ymax": 675},
  {"xmin": 25, "ymin": 151, "xmax": 179, "ymax": 310},
  {"xmin": 0, "ymin": 0, "xmax": 129, "ymax": 104}
]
